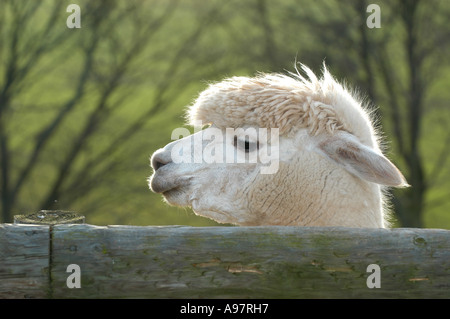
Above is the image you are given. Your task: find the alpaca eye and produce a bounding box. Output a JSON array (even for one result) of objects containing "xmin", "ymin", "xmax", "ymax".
[
  {"xmin": 244, "ymin": 141, "xmax": 251, "ymax": 152},
  {"xmin": 233, "ymin": 136, "xmax": 259, "ymax": 153}
]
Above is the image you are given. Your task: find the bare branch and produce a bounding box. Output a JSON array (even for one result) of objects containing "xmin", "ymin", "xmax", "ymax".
[
  {"xmin": 11, "ymin": 30, "xmax": 101, "ymax": 201},
  {"xmin": 375, "ymin": 48, "xmax": 407, "ymax": 160}
]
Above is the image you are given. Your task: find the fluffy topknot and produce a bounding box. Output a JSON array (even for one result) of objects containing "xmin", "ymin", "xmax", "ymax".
[{"xmin": 188, "ymin": 64, "xmax": 377, "ymax": 148}]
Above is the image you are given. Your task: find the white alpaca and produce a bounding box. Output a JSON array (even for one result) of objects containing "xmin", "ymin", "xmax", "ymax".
[{"xmin": 149, "ymin": 64, "xmax": 408, "ymax": 228}]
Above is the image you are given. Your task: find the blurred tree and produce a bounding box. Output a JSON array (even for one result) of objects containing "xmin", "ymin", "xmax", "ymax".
[
  {"xmin": 0, "ymin": 0, "xmax": 226, "ymax": 223},
  {"xmin": 1, "ymin": 0, "xmax": 72, "ymax": 221},
  {"xmin": 377, "ymin": 0, "xmax": 450, "ymax": 227}
]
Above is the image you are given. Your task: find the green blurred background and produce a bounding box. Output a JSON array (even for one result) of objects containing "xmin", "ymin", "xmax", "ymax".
[{"xmin": 1, "ymin": 0, "xmax": 449, "ymax": 228}]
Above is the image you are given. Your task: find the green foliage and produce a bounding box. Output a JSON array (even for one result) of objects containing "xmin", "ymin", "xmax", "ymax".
[{"xmin": 1, "ymin": 0, "xmax": 449, "ymax": 228}]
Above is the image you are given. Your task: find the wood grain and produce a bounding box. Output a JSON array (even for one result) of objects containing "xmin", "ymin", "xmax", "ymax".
[
  {"xmin": 0, "ymin": 224, "xmax": 50, "ymax": 298},
  {"xmin": 49, "ymin": 225, "xmax": 450, "ymax": 298}
]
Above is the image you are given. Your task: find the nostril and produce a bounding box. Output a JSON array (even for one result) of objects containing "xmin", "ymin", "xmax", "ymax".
[
  {"xmin": 154, "ymin": 159, "xmax": 166, "ymax": 171},
  {"xmin": 151, "ymin": 151, "xmax": 172, "ymax": 171}
]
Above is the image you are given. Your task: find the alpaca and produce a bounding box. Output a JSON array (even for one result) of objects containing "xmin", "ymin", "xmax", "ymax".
[{"xmin": 149, "ymin": 64, "xmax": 408, "ymax": 228}]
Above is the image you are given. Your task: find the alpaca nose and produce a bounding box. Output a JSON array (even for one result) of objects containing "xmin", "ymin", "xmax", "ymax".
[{"xmin": 151, "ymin": 149, "xmax": 172, "ymax": 171}]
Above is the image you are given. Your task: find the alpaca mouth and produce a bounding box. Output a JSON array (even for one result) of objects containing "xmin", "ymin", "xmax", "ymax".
[{"xmin": 149, "ymin": 173, "xmax": 192, "ymax": 194}]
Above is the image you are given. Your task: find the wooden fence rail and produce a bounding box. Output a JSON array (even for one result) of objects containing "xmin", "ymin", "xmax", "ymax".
[{"xmin": 0, "ymin": 223, "xmax": 449, "ymax": 298}]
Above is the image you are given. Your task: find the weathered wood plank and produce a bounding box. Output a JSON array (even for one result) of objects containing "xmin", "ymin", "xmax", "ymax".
[
  {"xmin": 50, "ymin": 225, "xmax": 450, "ymax": 298},
  {"xmin": 0, "ymin": 224, "xmax": 50, "ymax": 299}
]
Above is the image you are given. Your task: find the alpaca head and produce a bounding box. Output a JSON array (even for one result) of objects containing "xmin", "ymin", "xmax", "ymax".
[{"xmin": 149, "ymin": 64, "xmax": 408, "ymax": 228}]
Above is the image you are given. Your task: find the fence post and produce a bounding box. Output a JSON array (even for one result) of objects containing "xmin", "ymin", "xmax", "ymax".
[
  {"xmin": 0, "ymin": 210, "xmax": 84, "ymax": 298},
  {"xmin": 14, "ymin": 210, "xmax": 85, "ymax": 225}
]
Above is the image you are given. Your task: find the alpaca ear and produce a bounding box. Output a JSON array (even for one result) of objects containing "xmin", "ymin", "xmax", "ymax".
[{"xmin": 317, "ymin": 131, "xmax": 408, "ymax": 187}]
